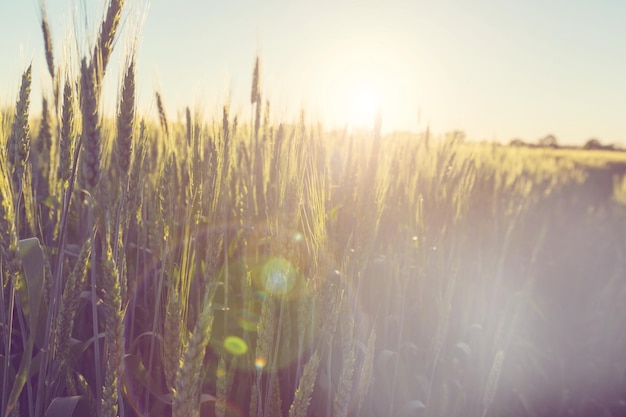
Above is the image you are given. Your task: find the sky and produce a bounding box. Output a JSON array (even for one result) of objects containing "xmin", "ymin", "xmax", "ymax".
[{"xmin": 0, "ymin": 0, "xmax": 625, "ymax": 145}]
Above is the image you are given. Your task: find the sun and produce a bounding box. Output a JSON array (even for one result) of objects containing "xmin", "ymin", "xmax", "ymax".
[
  {"xmin": 348, "ymin": 84, "xmax": 382, "ymax": 128},
  {"xmin": 315, "ymin": 39, "xmax": 408, "ymax": 131}
]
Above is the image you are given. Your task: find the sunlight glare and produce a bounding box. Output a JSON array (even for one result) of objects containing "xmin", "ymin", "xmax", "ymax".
[
  {"xmin": 349, "ymin": 84, "xmax": 382, "ymax": 128},
  {"xmin": 315, "ymin": 36, "xmax": 423, "ymax": 132}
]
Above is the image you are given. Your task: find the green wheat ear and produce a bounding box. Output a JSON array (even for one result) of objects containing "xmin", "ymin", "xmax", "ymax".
[
  {"xmin": 58, "ymin": 78, "xmax": 75, "ymax": 185},
  {"xmin": 115, "ymin": 57, "xmax": 136, "ymax": 179},
  {"xmin": 0, "ymin": 160, "xmax": 20, "ymax": 284},
  {"xmin": 80, "ymin": 58, "xmax": 101, "ymax": 191},
  {"xmin": 156, "ymin": 91, "xmax": 169, "ymax": 137},
  {"xmin": 40, "ymin": 7, "xmax": 55, "ymax": 80},
  {"xmin": 172, "ymin": 283, "xmax": 219, "ymax": 417},
  {"xmin": 102, "ymin": 236, "xmax": 125, "ymax": 417},
  {"xmin": 54, "ymin": 238, "xmax": 91, "ymax": 371},
  {"xmin": 7, "ymin": 64, "xmax": 32, "ymax": 191},
  {"xmin": 289, "ymin": 351, "xmax": 321, "ymax": 417}
]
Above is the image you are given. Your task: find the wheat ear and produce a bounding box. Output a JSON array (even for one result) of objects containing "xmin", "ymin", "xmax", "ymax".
[
  {"xmin": 80, "ymin": 58, "xmax": 101, "ymax": 190},
  {"xmin": 115, "ymin": 57, "xmax": 136, "ymax": 178},
  {"xmin": 54, "ymin": 238, "xmax": 91, "ymax": 370},
  {"xmin": 94, "ymin": 0, "xmax": 124, "ymax": 79},
  {"xmin": 102, "ymin": 237, "xmax": 125, "ymax": 417},
  {"xmin": 288, "ymin": 351, "xmax": 321, "ymax": 417},
  {"xmin": 58, "ymin": 78, "xmax": 75, "ymax": 184},
  {"xmin": 7, "ymin": 64, "xmax": 32, "ymax": 191},
  {"xmin": 156, "ymin": 91, "xmax": 169, "ymax": 137},
  {"xmin": 40, "ymin": 6, "xmax": 55, "ymax": 80},
  {"xmin": 172, "ymin": 284, "xmax": 218, "ymax": 417}
]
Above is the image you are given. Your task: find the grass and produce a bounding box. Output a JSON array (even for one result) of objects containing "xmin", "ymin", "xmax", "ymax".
[{"xmin": 1, "ymin": 2, "xmax": 626, "ymax": 417}]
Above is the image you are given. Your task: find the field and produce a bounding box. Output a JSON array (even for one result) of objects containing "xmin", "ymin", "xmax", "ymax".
[{"xmin": 2, "ymin": 2, "xmax": 626, "ymax": 417}]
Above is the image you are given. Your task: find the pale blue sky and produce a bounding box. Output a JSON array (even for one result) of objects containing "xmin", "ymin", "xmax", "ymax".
[{"xmin": 1, "ymin": 0, "xmax": 625, "ymax": 145}]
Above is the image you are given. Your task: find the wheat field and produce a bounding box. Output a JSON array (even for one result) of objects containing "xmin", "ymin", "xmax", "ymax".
[{"xmin": 1, "ymin": 2, "xmax": 626, "ymax": 417}]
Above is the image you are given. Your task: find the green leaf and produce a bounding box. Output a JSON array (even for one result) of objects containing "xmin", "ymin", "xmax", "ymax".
[
  {"xmin": 4, "ymin": 238, "xmax": 45, "ymax": 417},
  {"xmin": 17, "ymin": 237, "xmax": 45, "ymax": 332},
  {"xmin": 327, "ymin": 203, "xmax": 342, "ymax": 221},
  {"xmin": 44, "ymin": 396, "xmax": 88, "ymax": 417},
  {"xmin": 0, "ymin": 354, "xmax": 16, "ymax": 397},
  {"xmin": 399, "ymin": 400, "xmax": 426, "ymax": 417}
]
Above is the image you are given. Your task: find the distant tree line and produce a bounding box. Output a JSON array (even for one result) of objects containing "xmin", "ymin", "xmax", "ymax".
[{"xmin": 509, "ymin": 134, "xmax": 622, "ymax": 151}]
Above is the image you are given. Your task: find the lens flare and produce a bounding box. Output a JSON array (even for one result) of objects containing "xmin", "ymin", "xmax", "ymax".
[
  {"xmin": 255, "ymin": 357, "xmax": 267, "ymax": 370},
  {"xmin": 261, "ymin": 257, "xmax": 297, "ymax": 297},
  {"xmin": 236, "ymin": 309, "xmax": 259, "ymax": 332},
  {"xmin": 224, "ymin": 336, "xmax": 248, "ymax": 356}
]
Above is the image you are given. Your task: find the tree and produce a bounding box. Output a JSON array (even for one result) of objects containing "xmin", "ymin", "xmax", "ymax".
[
  {"xmin": 538, "ymin": 134, "xmax": 558, "ymax": 148},
  {"xmin": 583, "ymin": 138, "xmax": 603, "ymax": 150}
]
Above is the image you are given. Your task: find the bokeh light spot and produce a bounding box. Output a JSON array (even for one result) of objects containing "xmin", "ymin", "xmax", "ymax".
[
  {"xmin": 236, "ymin": 309, "xmax": 259, "ymax": 332},
  {"xmin": 255, "ymin": 357, "xmax": 267, "ymax": 370},
  {"xmin": 224, "ymin": 336, "xmax": 248, "ymax": 356},
  {"xmin": 261, "ymin": 257, "xmax": 297, "ymax": 296}
]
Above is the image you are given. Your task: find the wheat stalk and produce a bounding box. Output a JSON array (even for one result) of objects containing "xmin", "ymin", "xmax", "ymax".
[
  {"xmin": 172, "ymin": 284, "xmax": 218, "ymax": 417},
  {"xmin": 115, "ymin": 57, "xmax": 136, "ymax": 179},
  {"xmin": 80, "ymin": 58, "xmax": 101, "ymax": 190},
  {"xmin": 0, "ymin": 163, "xmax": 19, "ymax": 284},
  {"xmin": 58, "ymin": 79, "xmax": 75, "ymax": 185},
  {"xmin": 251, "ymin": 56, "xmax": 261, "ymax": 105},
  {"xmin": 482, "ymin": 349, "xmax": 504, "ymax": 417},
  {"xmin": 40, "ymin": 6, "xmax": 55, "ymax": 80},
  {"xmin": 163, "ymin": 285, "xmax": 182, "ymax": 392},
  {"xmin": 101, "ymin": 235, "xmax": 125, "ymax": 417},
  {"xmin": 334, "ymin": 349, "xmax": 356, "ymax": 417},
  {"xmin": 53, "ymin": 238, "xmax": 91, "ymax": 370},
  {"xmin": 156, "ymin": 91, "xmax": 169, "ymax": 137},
  {"xmin": 215, "ymin": 357, "xmax": 228, "ymax": 417},
  {"xmin": 33, "ymin": 96, "xmax": 52, "ymax": 213},
  {"xmin": 254, "ymin": 293, "xmax": 277, "ymax": 416},
  {"xmin": 334, "ymin": 298, "xmax": 356, "ymax": 417},
  {"xmin": 7, "ymin": 64, "xmax": 32, "ymax": 191},
  {"xmin": 288, "ymin": 350, "xmax": 321, "ymax": 417},
  {"xmin": 94, "ymin": 0, "xmax": 125, "ymax": 80}
]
